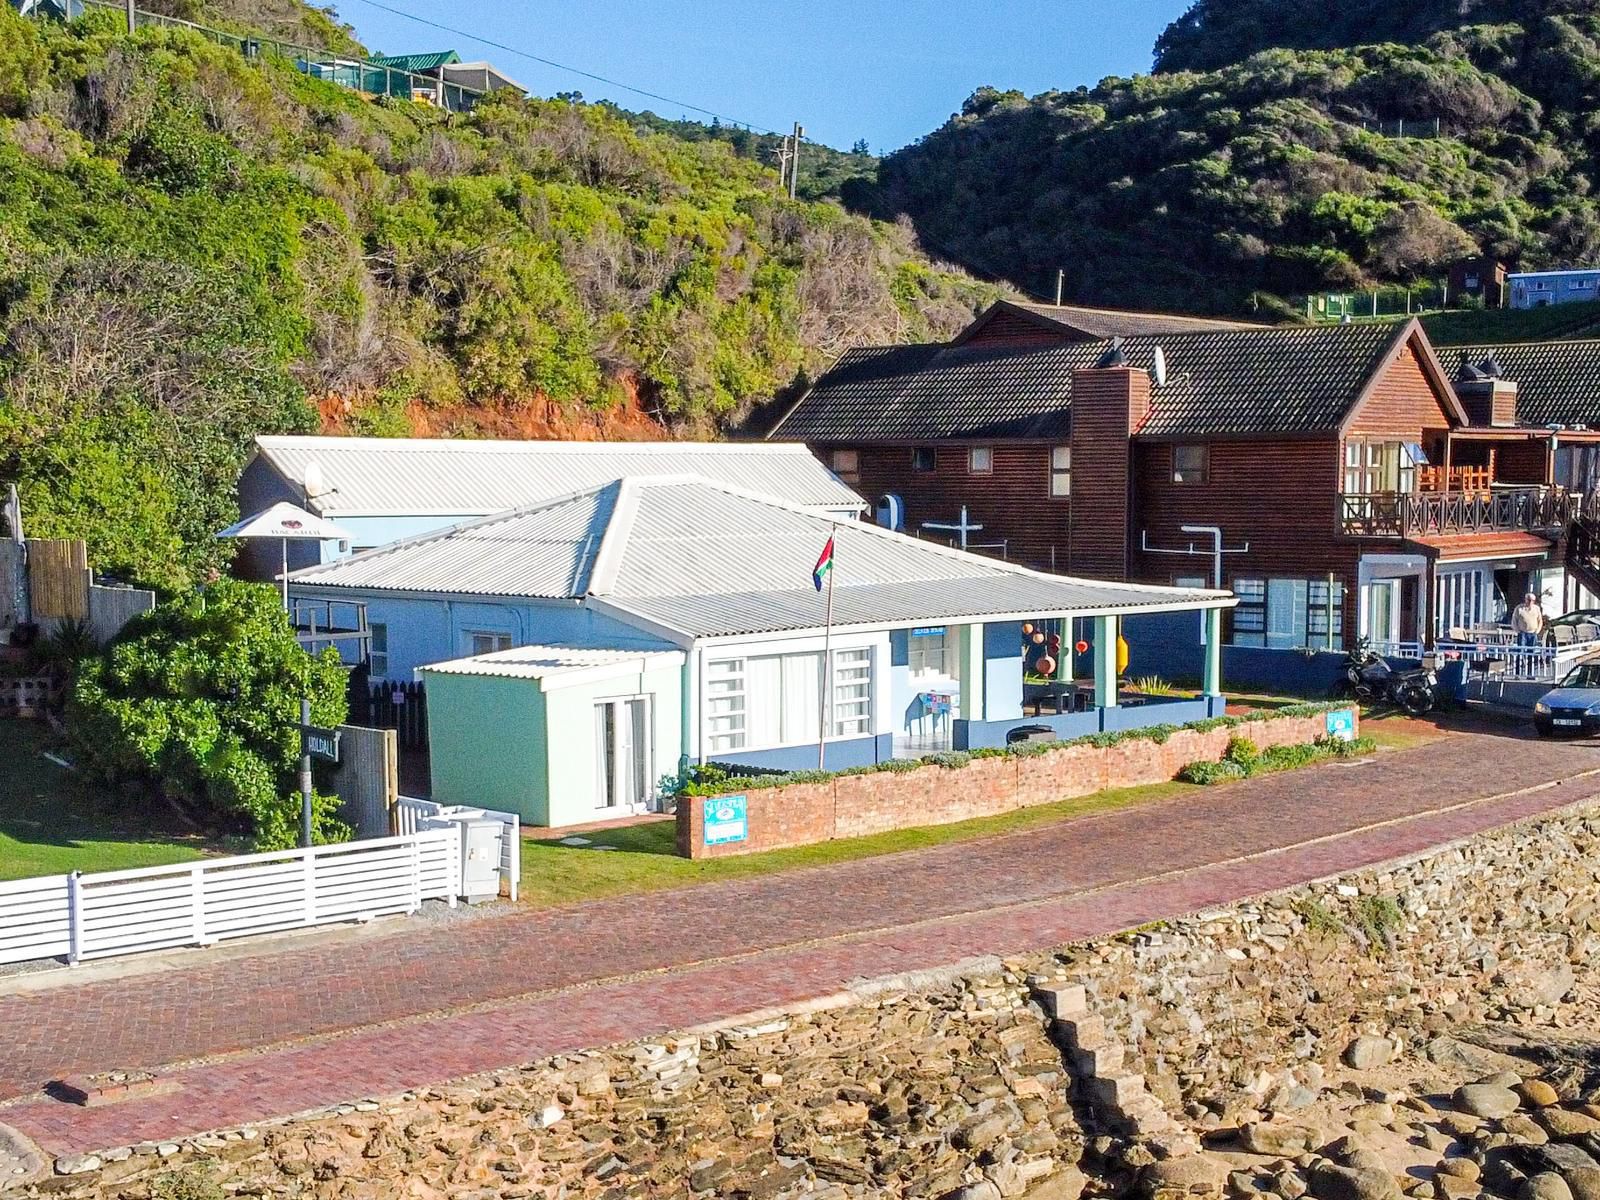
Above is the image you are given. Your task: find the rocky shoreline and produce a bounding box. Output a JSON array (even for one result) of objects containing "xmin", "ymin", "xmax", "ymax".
[{"xmin": 5, "ymin": 803, "xmax": 1599, "ymax": 1200}]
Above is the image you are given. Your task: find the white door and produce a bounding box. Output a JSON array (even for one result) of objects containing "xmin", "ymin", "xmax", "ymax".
[
  {"xmin": 594, "ymin": 697, "xmax": 650, "ymax": 812},
  {"xmin": 1363, "ymin": 579, "xmax": 1401, "ymax": 647}
]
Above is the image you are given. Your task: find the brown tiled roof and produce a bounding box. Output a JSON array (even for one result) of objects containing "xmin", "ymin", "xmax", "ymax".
[
  {"xmin": 1441, "ymin": 340, "xmax": 1600, "ymax": 428},
  {"xmin": 1407, "ymin": 531, "xmax": 1553, "ymax": 562},
  {"xmin": 771, "ymin": 322, "xmax": 1414, "ymax": 442}
]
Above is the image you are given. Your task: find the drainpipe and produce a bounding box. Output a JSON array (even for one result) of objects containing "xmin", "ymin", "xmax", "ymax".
[{"xmin": 1180, "ymin": 525, "xmax": 1226, "ymax": 589}]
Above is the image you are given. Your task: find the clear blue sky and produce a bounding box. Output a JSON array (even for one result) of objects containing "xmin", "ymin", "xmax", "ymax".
[{"xmin": 337, "ymin": 0, "xmax": 1192, "ymax": 153}]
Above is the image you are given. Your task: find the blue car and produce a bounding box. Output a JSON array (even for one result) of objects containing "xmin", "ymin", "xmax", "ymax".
[{"xmin": 1533, "ymin": 662, "xmax": 1600, "ymax": 736}]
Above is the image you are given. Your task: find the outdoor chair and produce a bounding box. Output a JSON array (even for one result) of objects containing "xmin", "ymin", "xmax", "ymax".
[
  {"xmin": 1579, "ymin": 623, "xmax": 1600, "ymax": 643},
  {"xmin": 1553, "ymin": 625, "xmax": 1576, "ymax": 647}
]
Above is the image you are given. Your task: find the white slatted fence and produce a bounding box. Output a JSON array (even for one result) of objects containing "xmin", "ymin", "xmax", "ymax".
[
  {"xmin": 396, "ymin": 797, "xmax": 520, "ymax": 901},
  {"xmin": 0, "ymin": 827, "xmax": 461, "ymax": 967}
]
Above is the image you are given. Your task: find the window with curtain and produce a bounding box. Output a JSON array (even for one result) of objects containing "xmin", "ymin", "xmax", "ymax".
[{"xmin": 1050, "ymin": 446, "xmax": 1071, "ymax": 497}]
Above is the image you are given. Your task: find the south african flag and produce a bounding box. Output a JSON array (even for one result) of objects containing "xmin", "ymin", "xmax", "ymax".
[{"xmin": 812, "ymin": 536, "xmax": 835, "ymax": 592}]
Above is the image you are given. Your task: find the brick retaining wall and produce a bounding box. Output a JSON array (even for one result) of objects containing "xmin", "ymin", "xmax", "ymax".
[{"xmin": 676, "ymin": 707, "xmax": 1356, "ymax": 858}]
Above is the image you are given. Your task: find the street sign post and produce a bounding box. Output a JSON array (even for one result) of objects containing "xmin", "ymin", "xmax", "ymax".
[{"xmin": 297, "ymin": 705, "xmax": 341, "ymax": 848}]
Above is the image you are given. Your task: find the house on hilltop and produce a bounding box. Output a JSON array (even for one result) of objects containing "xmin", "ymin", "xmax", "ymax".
[{"xmin": 771, "ymin": 305, "xmax": 1600, "ymax": 670}]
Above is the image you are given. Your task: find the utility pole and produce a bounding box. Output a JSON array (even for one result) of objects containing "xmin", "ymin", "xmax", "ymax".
[
  {"xmin": 126, "ymin": 0, "xmax": 135, "ymax": 33},
  {"xmin": 788, "ymin": 121, "xmax": 804, "ymax": 199},
  {"xmin": 774, "ymin": 133, "xmax": 794, "ymax": 195},
  {"xmin": 1055, "ymin": 268, "xmax": 1064, "ymax": 305}
]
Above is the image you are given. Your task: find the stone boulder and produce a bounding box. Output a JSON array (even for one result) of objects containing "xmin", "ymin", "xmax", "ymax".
[
  {"xmin": 1240, "ymin": 1124, "xmax": 1321, "ymax": 1157},
  {"xmin": 1308, "ymin": 1162, "xmax": 1401, "ymax": 1200},
  {"xmin": 1142, "ymin": 1154, "xmax": 1229, "ymax": 1197},
  {"xmin": 1343, "ymin": 1037, "xmax": 1396, "ymax": 1072},
  {"xmin": 1522, "ymin": 1173, "xmax": 1575, "ymax": 1200},
  {"xmin": 1455, "ymin": 1084, "xmax": 1521, "ymax": 1120}
]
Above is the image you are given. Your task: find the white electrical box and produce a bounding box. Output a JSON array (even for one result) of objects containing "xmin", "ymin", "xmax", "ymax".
[{"xmin": 459, "ymin": 817, "xmax": 504, "ymax": 903}]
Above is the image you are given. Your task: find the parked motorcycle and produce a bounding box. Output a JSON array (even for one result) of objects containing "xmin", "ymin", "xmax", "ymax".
[{"xmin": 1337, "ymin": 639, "xmax": 1439, "ymax": 716}]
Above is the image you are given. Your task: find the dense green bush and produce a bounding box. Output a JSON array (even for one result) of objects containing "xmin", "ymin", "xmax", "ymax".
[
  {"xmin": 1178, "ymin": 732, "xmax": 1377, "ymax": 784},
  {"xmin": 870, "ymin": 0, "xmax": 1600, "ymax": 310},
  {"xmin": 0, "ymin": 8, "xmax": 991, "ymax": 591},
  {"xmin": 68, "ymin": 579, "xmax": 351, "ymax": 848}
]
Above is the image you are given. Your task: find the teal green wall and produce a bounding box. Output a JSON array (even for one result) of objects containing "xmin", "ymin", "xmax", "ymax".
[
  {"xmin": 424, "ymin": 673, "xmax": 550, "ymax": 824},
  {"xmin": 543, "ymin": 662, "xmax": 683, "ymax": 827}
]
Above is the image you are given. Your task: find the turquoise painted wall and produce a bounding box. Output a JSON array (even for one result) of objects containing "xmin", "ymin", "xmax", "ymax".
[{"xmin": 424, "ymin": 672, "xmax": 550, "ymax": 824}]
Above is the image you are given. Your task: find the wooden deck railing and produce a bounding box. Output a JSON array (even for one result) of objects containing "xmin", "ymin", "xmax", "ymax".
[{"xmin": 1340, "ymin": 487, "xmax": 1600, "ymax": 537}]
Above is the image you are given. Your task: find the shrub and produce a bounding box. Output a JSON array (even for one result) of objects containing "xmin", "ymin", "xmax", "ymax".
[{"xmin": 68, "ymin": 579, "xmax": 350, "ymax": 848}]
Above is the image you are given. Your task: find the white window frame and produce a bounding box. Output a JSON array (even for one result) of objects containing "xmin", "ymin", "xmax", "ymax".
[
  {"xmin": 908, "ymin": 628, "xmax": 948, "ymax": 677},
  {"xmin": 968, "ymin": 447, "xmax": 993, "ymax": 475},
  {"xmin": 703, "ymin": 643, "xmax": 878, "ymax": 753},
  {"xmin": 594, "ymin": 693, "xmax": 652, "ymax": 813},
  {"xmin": 704, "ymin": 657, "xmax": 748, "ymax": 754},
  {"xmin": 465, "ymin": 629, "xmax": 513, "ymax": 657},
  {"xmin": 368, "ymin": 622, "xmax": 389, "ymax": 678},
  {"xmin": 1229, "ymin": 577, "xmax": 1341, "ymax": 649},
  {"xmin": 1050, "ymin": 445, "xmax": 1071, "ymax": 497},
  {"xmin": 831, "ymin": 647, "xmax": 873, "ymax": 737}
]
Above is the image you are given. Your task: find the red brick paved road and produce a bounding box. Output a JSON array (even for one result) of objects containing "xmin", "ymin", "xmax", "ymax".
[{"xmin": 5, "ymin": 727, "xmax": 1600, "ymax": 1154}]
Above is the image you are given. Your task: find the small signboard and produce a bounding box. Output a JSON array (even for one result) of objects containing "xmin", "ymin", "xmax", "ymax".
[
  {"xmin": 704, "ymin": 794, "xmax": 748, "ymax": 846},
  {"xmin": 1324, "ymin": 709, "xmax": 1356, "ymax": 743},
  {"xmin": 300, "ymin": 724, "xmax": 342, "ymax": 763}
]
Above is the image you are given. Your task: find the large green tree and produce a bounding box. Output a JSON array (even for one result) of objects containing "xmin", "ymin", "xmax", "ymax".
[{"xmin": 69, "ymin": 579, "xmax": 351, "ymax": 849}]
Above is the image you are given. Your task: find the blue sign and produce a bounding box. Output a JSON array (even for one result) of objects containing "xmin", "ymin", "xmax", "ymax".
[
  {"xmin": 1325, "ymin": 709, "xmax": 1356, "ymax": 742},
  {"xmin": 704, "ymin": 794, "xmax": 748, "ymax": 846}
]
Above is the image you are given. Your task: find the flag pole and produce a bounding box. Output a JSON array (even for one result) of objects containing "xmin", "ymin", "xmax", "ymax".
[{"xmin": 819, "ymin": 522, "xmax": 836, "ymax": 771}]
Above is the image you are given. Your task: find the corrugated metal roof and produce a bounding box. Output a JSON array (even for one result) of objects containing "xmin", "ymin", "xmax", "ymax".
[
  {"xmin": 292, "ymin": 484, "xmax": 616, "ymax": 597},
  {"xmin": 367, "ymin": 51, "xmax": 461, "ymax": 70},
  {"xmin": 772, "ymin": 322, "xmax": 1414, "ymax": 442},
  {"xmin": 251, "ymin": 436, "xmax": 865, "ymax": 517},
  {"xmin": 420, "ymin": 645, "xmax": 682, "ymax": 682},
  {"xmin": 606, "ymin": 575, "xmax": 1226, "ymax": 640},
  {"xmin": 1439, "ymin": 340, "xmax": 1600, "ymax": 428},
  {"xmin": 291, "ymin": 475, "xmax": 1232, "ymax": 640}
]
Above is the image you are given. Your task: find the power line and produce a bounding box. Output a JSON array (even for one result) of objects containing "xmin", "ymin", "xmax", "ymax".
[{"xmin": 344, "ymin": 0, "xmax": 788, "ymax": 135}]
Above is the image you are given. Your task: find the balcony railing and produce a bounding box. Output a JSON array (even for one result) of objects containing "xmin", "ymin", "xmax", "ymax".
[{"xmin": 1340, "ymin": 487, "xmax": 1599, "ymax": 538}]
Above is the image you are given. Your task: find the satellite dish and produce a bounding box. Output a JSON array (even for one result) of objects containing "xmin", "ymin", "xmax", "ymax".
[
  {"xmin": 303, "ymin": 460, "xmax": 327, "ymax": 499},
  {"xmin": 1153, "ymin": 345, "xmax": 1168, "ymax": 388}
]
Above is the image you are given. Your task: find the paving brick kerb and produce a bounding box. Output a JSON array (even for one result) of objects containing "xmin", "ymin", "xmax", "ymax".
[{"xmin": 4, "ymin": 725, "xmax": 1599, "ymax": 1154}]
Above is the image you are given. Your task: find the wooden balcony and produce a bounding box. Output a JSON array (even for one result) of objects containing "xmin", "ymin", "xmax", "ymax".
[{"xmin": 1340, "ymin": 487, "xmax": 1595, "ymax": 538}]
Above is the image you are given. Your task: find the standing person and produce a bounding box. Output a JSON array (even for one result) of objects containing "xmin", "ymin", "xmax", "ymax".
[{"xmin": 1512, "ymin": 592, "xmax": 1546, "ymax": 647}]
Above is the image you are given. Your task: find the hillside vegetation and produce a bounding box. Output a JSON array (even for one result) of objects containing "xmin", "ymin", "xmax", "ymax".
[
  {"xmin": 0, "ymin": 5, "xmax": 990, "ymax": 592},
  {"xmin": 866, "ymin": 0, "xmax": 1600, "ymax": 314}
]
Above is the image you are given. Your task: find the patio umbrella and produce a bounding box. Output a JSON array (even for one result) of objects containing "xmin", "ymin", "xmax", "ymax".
[{"xmin": 217, "ymin": 502, "xmax": 354, "ymax": 611}]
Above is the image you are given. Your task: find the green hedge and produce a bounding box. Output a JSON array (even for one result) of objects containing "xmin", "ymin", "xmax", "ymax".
[
  {"xmin": 673, "ymin": 702, "xmax": 1354, "ymax": 798},
  {"xmin": 1178, "ymin": 734, "xmax": 1377, "ymax": 785}
]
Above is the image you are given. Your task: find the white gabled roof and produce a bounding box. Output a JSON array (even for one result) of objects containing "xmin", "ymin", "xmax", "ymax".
[
  {"xmin": 290, "ymin": 475, "xmax": 1234, "ymax": 643},
  {"xmin": 420, "ymin": 645, "xmax": 684, "ymax": 689},
  {"xmin": 250, "ymin": 435, "xmax": 865, "ymax": 518}
]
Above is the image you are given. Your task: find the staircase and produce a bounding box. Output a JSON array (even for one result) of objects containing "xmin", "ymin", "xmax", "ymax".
[
  {"xmin": 1032, "ymin": 981, "xmax": 1194, "ymax": 1146},
  {"xmin": 1565, "ymin": 510, "xmax": 1600, "ymax": 601}
]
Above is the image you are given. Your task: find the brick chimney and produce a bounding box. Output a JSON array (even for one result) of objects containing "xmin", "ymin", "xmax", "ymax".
[
  {"xmin": 1454, "ymin": 356, "xmax": 1518, "ymax": 428},
  {"xmin": 1068, "ymin": 346, "xmax": 1152, "ymax": 580}
]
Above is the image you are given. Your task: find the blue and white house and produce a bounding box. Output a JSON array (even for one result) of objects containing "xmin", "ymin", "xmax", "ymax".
[
  {"xmin": 238, "ymin": 436, "xmax": 867, "ymax": 581},
  {"xmin": 1508, "ymin": 269, "xmax": 1600, "ymax": 310},
  {"xmin": 287, "ymin": 475, "xmax": 1235, "ymax": 821}
]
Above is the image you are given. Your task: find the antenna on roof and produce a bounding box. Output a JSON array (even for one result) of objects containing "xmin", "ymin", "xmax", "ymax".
[
  {"xmin": 1096, "ymin": 337, "xmax": 1129, "ymax": 369},
  {"xmin": 1153, "ymin": 345, "xmax": 1168, "ymax": 388},
  {"xmin": 303, "ymin": 460, "xmax": 327, "ymax": 499}
]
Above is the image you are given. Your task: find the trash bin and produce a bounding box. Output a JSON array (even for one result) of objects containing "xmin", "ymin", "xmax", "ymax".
[{"xmin": 1006, "ymin": 724, "xmax": 1057, "ymax": 746}]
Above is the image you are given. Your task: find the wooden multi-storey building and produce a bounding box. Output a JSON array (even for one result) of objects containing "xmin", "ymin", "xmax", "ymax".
[{"xmin": 770, "ymin": 301, "xmax": 1600, "ymax": 655}]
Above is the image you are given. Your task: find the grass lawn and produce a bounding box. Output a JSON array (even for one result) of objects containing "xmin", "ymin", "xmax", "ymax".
[
  {"xmin": 0, "ymin": 721, "xmax": 209, "ymax": 882},
  {"xmin": 519, "ymin": 780, "xmax": 1195, "ymax": 910},
  {"xmin": 516, "ymin": 709, "xmax": 1445, "ymax": 910}
]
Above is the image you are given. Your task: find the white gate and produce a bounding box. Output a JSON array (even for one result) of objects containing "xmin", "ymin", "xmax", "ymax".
[{"xmin": 0, "ymin": 827, "xmax": 461, "ymax": 966}]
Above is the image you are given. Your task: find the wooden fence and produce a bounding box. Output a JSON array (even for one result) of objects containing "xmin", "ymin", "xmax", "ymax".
[
  {"xmin": 0, "ymin": 826, "xmax": 462, "ymax": 966},
  {"xmin": 358, "ymin": 680, "xmax": 429, "ymax": 751},
  {"xmin": 27, "ymin": 538, "xmax": 88, "ymax": 620},
  {"xmin": 332, "ymin": 725, "xmax": 399, "ymax": 838}
]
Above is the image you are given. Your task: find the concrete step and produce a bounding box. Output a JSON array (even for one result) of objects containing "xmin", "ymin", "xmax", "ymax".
[
  {"xmin": 1088, "ymin": 1071, "xmax": 1149, "ymax": 1110},
  {"xmin": 1032, "ymin": 982, "xmax": 1087, "ymax": 1019},
  {"xmin": 1055, "ymin": 1014, "xmax": 1111, "ymax": 1051},
  {"xmin": 1072, "ymin": 1042, "xmax": 1125, "ymax": 1075}
]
